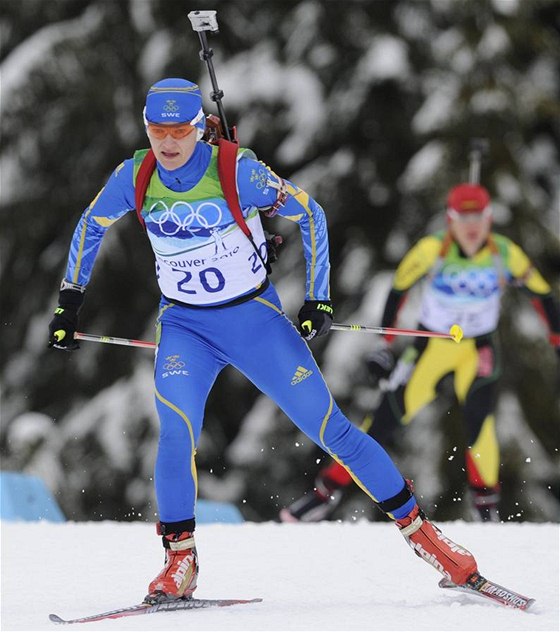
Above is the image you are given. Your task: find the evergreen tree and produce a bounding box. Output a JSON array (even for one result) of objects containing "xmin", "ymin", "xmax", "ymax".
[{"xmin": 1, "ymin": 0, "xmax": 558, "ymax": 522}]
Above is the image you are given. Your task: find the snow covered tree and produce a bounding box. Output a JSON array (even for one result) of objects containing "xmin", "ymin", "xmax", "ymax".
[{"xmin": 1, "ymin": 0, "xmax": 558, "ymax": 522}]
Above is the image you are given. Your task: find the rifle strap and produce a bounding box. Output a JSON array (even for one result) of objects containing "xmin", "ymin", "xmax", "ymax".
[
  {"xmin": 217, "ymin": 138, "xmax": 271, "ymax": 273},
  {"xmin": 134, "ymin": 149, "xmax": 156, "ymax": 229},
  {"xmin": 217, "ymin": 138, "xmax": 252, "ymax": 238}
]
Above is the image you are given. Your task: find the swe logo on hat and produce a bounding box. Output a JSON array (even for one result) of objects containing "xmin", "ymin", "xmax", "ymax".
[
  {"xmin": 161, "ymin": 99, "xmax": 180, "ymax": 119},
  {"xmin": 145, "ymin": 78, "xmax": 205, "ymax": 128}
]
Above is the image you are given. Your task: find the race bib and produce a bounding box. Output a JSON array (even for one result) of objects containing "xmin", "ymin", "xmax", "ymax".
[{"xmin": 148, "ymin": 204, "xmax": 268, "ymax": 305}]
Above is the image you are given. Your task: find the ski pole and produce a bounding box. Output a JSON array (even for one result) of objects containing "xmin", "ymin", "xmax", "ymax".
[
  {"xmin": 75, "ymin": 322, "xmax": 464, "ymax": 349},
  {"xmin": 331, "ymin": 323, "xmax": 464, "ymax": 343},
  {"xmin": 74, "ymin": 332, "xmax": 156, "ymax": 349},
  {"xmin": 188, "ymin": 10, "xmax": 234, "ymax": 142}
]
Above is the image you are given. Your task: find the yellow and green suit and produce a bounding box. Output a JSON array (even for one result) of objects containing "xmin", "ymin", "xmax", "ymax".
[{"xmin": 322, "ymin": 230, "xmax": 559, "ymax": 519}]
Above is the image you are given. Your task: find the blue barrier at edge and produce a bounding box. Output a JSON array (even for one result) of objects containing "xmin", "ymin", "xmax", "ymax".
[
  {"xmin": 0, "ymin": 471, "xmax": 243, "ymax": 524},
  {"xmin": 196, "ymin": 499, "xmax": 244, "ymax": 524},
  {"xmin": 0, "ymin": 471, "xmax": 66, "ymax": 522}
]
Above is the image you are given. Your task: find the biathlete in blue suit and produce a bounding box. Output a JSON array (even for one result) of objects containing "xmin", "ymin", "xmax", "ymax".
[{"xmin": 48, "ymin": 78, "xmax": 481, "ymax": 603}]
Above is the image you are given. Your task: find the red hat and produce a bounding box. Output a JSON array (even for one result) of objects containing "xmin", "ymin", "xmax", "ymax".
[{"xmin": 447, "ymin": 184, "xmax": 491, "ymax": 216}]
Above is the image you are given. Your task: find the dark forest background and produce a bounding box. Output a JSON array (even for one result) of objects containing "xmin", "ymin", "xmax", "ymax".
[{"xmin": 1, "ymin": 0, "xmax": 559, "ymax": 524}]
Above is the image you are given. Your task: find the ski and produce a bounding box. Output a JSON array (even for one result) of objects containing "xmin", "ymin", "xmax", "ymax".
[
  {"xmin": 439, "ymin": 572, "xmax": 534, "ymax": 611},
  {"xmin": 49, "ymin": 597, "xmax": 263, "ymax": 624}
]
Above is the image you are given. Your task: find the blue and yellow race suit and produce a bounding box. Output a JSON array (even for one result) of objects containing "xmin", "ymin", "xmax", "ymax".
[
  {"xmin": 369, "ymin": 231, "xmax": 559, "ymax": 495},
  {"xmin": 63, "ymin": 140, "xmax": 416, "ymax": 524}
]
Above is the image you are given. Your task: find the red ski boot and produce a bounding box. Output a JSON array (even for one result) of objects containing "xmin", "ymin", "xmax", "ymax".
[
  {"xmin": 396, "ymin": 505, "xmax": 478, "ymax": 585},
  {"xmin": 145, "ymin": 530, "xmax": 198, "ymax": 603}
]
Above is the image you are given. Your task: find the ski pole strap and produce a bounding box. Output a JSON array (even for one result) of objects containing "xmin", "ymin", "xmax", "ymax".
[{"xmin": 217, "ymin": 138, "xmax": 271, "ymax": 274}]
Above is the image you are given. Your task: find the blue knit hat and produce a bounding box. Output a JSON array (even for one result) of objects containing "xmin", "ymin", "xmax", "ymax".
[{"xmin": 144, "ymin": 78, "xmax": 205, "ymax": 137}]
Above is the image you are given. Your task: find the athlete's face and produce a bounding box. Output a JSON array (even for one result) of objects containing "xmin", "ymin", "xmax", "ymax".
[
  {"xmin": 147, "ymin": 122, "xmax": 198, "ymax": 170},
  {"xmin": 449, "ymin": 213, "xmax": 492, "ymax": 257}
]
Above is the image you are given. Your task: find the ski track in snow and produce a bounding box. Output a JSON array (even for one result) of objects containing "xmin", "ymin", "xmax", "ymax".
[{"xmin": 1, "ymin": 521, "xmax": 558, "ymax": 631}]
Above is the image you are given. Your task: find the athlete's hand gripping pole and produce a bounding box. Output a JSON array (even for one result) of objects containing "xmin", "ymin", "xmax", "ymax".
[{"xmin": 331, "ymin": 323, "xmax": 464, "ymax": 343}]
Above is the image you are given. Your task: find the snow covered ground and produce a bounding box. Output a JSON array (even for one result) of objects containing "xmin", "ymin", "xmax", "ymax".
[{"xmin": 1, "ymin": 520, "xmax": 558, "ymax": 631}]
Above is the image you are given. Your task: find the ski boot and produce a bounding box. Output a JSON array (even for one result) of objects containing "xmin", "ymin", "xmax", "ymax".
[
  {"xmin": 279, "ymin": 463, "xmax": 351, "ymax": 522},
  {"xmin": 470, "ymin": 485, "xmax": 500, "ymax": 522},
  {"xmin": 396, "ymin": 504, "xmax": 478, "ymax": 585},
  {"xmin": 144, "ymin": 524, "xmax": 198, "ymax": 604}
]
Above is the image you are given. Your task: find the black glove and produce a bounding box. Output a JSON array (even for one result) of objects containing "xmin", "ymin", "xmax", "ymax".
[
  {"xmin": 366, "ymin": 346, "xmax": 395, "ymax": 382},
  {"xmin": 264, "ymin": 232, "xmax": 283, "ymax": 264},
  {"xmin": 297, "ymin": 300, "xmax": 333, "ymax": 341},
  {"xmin": 48, "ymin": 283, "xmax": 85, "ymax": 351}
]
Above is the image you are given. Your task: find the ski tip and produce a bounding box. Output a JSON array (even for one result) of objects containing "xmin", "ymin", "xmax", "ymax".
[
  {"xmin": 439, "ymin": 575, "xmax": 535, "ymax": 611},
  {"xmin": 49, "ymin": 614, "xmax": 65, "ymax": 624},
  {"xmin": 525, "ymin": 598, "xmax": 537, "ymax": 611}
]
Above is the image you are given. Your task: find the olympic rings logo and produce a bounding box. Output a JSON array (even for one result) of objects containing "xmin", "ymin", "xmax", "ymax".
[
  {"xmin": 250, "ymin": 167, "xmax": 269, "ymax": 190},
  {"xmin": 148, "ymin": 200, "xmax": 223, "ymax": 236},
  {"xmin": 163, "ymin": 100, "xmax": 179, "ymax": 112},
  {"xmin": 439, "ymin": 265, "xmax": 498, "ymax": 297},
  {"xmin": 163, "ymin": 355, "xmax": 186, "ymax": 370}
]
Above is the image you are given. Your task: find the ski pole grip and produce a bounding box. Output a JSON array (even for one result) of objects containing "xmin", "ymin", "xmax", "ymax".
[{"xmin": 449, "ymin": 324, "xmax": 464, "ymax": 343}]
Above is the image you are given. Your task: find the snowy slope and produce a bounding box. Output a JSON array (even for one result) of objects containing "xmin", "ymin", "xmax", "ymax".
[{"xmin": 1, "ymin": 520, "xmax": 558, "ymax": 631}]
